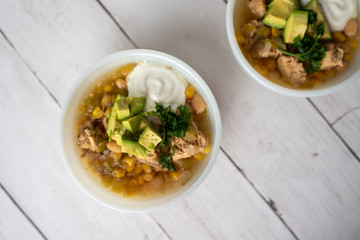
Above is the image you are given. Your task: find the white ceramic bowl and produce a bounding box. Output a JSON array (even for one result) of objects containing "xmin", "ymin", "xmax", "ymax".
[
  {"xmin": 226, "ymin": 0, "xmax": 360, "ymax": 97},
  {"xmin": 60, "ymin": 49, "xmax": 221, "ymax": 212}
]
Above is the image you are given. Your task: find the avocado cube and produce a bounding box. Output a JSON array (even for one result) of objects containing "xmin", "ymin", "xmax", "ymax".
[
  {"xmin": 122, "ymin": 114, "xmax": 142, "ymax": 133},
  {"xmin": 127, "ymin": 97, "xmax": 146, "ymax": 116},
  {"xmin": 116, "ymin": 97, "xmax": 130, "ymax": 120},
  {"xmin": 283, "ymin": 10, "xmax": 308, "ymax": 44},
  {"xmin": 138, "ymin": 126, "xmax": 162, "ymax": 151},
  {"xmin": 121, "ymin": 136, "xmax": 149, "ymax": 159},
  {"xmin": 111, "ymin": 126, "xmax": 125, "ymax": 145},
  {"xmin": 137, "ymin": 116, "xmax": 154, "ymax": 133}
]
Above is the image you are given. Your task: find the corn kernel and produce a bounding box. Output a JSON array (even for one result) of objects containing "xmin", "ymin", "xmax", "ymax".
[
  {"xmin": 135, "ymin": 166, "xmax": 143, "ymax": 174},
  {"xmin": 349, "ymin": 39, "xmax": 358, "ymax": 49},
  {"xmin": 138, "ymin": 175, "xmax": 145, "ymax": 185},
  {"xmin": 126, "ymin": 164, "xmax": 136, "ymax": 172},
  {"xmin": 324, "ymin": 69, "xmax": 336, "ymax": 77},
  {"xmin": 344, "ymin": 54, "xmax": 352, "ymax": 62},
  {"xmin": 265, "ymin": 59, "xmax": 277, "ymax": 71},
  {"xmin": 112, "ymin": 169, "xmax": 126, "ymax": 178},
  {"xmin": 204, "ymin": 144, "xmax": 211, "ymax": 154},
  {"xmin": 92, "ymin": 106, "xmax": 103, "ymax": 119},
  {"xmin": 254, "ymin": 64, "xmax": 269, "ymax": 76},
  {"xmin": 333, "ymin": 31, "xmax": 346, "ymax": 42},
  {"xmin": 123, "ymin": 187, "xmax": 136, "ymax": 198},
  {"xmin": 170, "ymin": 172, "xmax": 180, "ymax": 180},
  {"xmin": 124, "ymin": 156, "xmax": 136, "ymax": 168},
  {"xmin": 194, "ymin": 152, "xmax": 204, "ymax": 160},
  {"xmin": 142, "ymin": 164, "xmax": 152, "ymax": 173},
  {"xmin": 271, "ymin": 27, "xmax": 280, "ymax": 37},
  {"xmin": 143, "ymin": 172, "xmax": 155, "ymax": 182},
  {"xmin": 185, "ymin": 86, "xmax": 195, "ymax": 99},
  {"xmin": 104, "ymin": 84, "xmax": 113, "ymax": 92},
  {"xmin": 235, "ymin": 31, "xmax": 245, "ymax": 45},
  {"xmin": 103, "ymin": 161, "xmax": 113, "ymax": 171},
  {"xmin": 113, "ymin": 152, "xmax": 122, "ymax": 160}
]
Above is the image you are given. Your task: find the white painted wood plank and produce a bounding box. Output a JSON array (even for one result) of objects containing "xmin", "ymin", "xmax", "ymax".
[
  {"xmin": 151, "ymin": 151, "xmax": 295, "ymax": 240},
  {"xmin": 0, "ymin": 187, "xmax": 43, "ymax": 240},
  {"xmin": 0, "ymin": 0, "xmax": 134, "ymax": 104},
  {"xmin": 98, "ymin": 0, "xmax": 360, "ymax": 239},
  {"xmin": 0, "ymin": 0, "xmax": 298, "ymax": 239},
  {"xmin": 311, "ymin": 81, "xmax": 360, "ymax": 158},
  {"xmin": 0, "ymin": 35, "xmax": 167, "ymax": 240}
]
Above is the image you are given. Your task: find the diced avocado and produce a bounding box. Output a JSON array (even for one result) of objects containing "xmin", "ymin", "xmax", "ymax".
[
  {"xmin": 138, "ymin": 126, "xmax": 162, "ymax": 151},
  {"xmin": 106, "ymin": 104, "xmax": 118, "ymax": 137},
  {"xmin": 304, "ymin": 0, "xmax": 331, "ymax": 40},
  {"xmin": 127, "ymin": 97, "xmax": 146, "ymax": 116},
  {"xmin": 137, "ymin": 116, "xmax": 153, "ymax": 133},
  {"xmin": 263, "ymin": 0, "xmax": 297, "ymax": 29},
  {"xmin": 121, "ymin": 136, "xmax": 149, "ymax": 159},
  {"xmin": 122, "ymin": 114, "xmax": 142, "ymax": 133},
  {"xmin": 115, "ymin": 96, "xmax": 130, "ymax": 120},
  {"xmin": 111, "ymin": 128, "xmax": 125, "ymax": 146},
  {"xmin": 283, "ymin": 10, "xmax": 309, "ymax": 44}
]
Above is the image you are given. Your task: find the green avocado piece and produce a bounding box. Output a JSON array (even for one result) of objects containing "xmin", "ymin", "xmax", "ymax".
[
  {"xmin": 122, "ymin": 114, "xmax": 142, "ymax": 133},
  {"xmin": 121, "ymin": 136, "xmax": 149, "ymax": 159},
  {"xmin": 263, "ymin": 0, "xmax": 297, "ymax": 29},
  {"xmin": 111, "ymin": 127, "xmax": 125, "ymax": 145},
  {"xmin": 304, "ymin": 0, "xmax": 332, "ymax": 40},
  {"xmin": 127, "ymin": 96, "xmax": 146, "ymax": 116},
  {"xmin": 137, "ymin": 116, "xmax": 153, "ymax": 133},
  {"xmin": 116, "ymin": 96, "xmax": 130, "ymax": 120},
  {"xmin": 138, "ymin": 126, "xmax": 162, "ymax": 151},
  {"xmin": 107, "ymin": 95, "xmax": 123, "ymax": 138},
  {"xmin": 283, "ymin": 10, "xmax": 309, "ymax": 44}
]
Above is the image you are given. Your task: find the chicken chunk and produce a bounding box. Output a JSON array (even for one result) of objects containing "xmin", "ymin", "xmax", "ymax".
[
  {"xmin": 172, "ymin": 128, "xmax": 207, "ymax": 161},
  {"xmin": 277, "ymin": 56, "xmax": 307, "ymax": 87},
  {"xmin": 137, "ymin": 149, "xmax": 161, "ymax": 168},
  {"xmin": 241, "ymin": 20, "xmax": 263, "ymax": 50},
  {"xmin": 247, "ymin": 0, "xmax": 266, "ymax": 19},
  {"xmin": 77, "ymin": 128, "xmax": 97, "ymax": 151},
  {"xmin": 253, "ymin": 39, "xmax": 282, "ymax": 58},
  {"xmin": 320, "ymin": 44, "xmax": 344, "ymax": 70}
]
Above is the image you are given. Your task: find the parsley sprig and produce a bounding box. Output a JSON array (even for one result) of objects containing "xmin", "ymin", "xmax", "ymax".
[
  {"xmin": 280, "ymin": 10, "xmax": 328, "ymax": 73},
  {"xmin": 144, "ymin": 103, "xmax": 192, "ymax": 171}
]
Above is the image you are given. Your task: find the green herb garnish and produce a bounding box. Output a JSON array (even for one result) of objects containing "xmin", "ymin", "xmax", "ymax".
[
  {"xmin": 280, "ymin": 11, "xmax": 328, "ymax": 73},
  {"xmin": 143, "ymin": 103, "xmax": 192, "ymax": 170},
  {"xmin": 159, "ymin": 152, "xmax": 175, "ymax": 171}
]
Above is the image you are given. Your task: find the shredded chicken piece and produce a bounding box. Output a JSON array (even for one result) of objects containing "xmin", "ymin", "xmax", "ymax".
[
  {"xmin": 320, "ymin": 44, "xmax": 344, "ymax": 70},
  {"xmin": 247, "ymin": 0, "xmax": 266, "ymax": 19},
  {"xmin": 172, "ymin": 130, "xmax": 207, "ymax": 161},
  {"xmin": 277, "ymin": 56, "xmax": 307, "ymax": 87},
  {"xmin": 77, "ymin": 128, "xmax": 97, "ymax": 151},
  {"xmin": 253, "ymin": 40, "xmax": 282, "ymax": 58},
  {"xmin": 136, "ymin": 150, "xmax": 161, "ymax": 168},
  {"xmin": 241, "ymin": 20, "xmax": 263, "ymax": 50}
]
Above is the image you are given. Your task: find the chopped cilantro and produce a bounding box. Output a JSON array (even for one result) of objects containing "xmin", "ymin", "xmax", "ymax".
[{"xmin": 159, "ymin": 152, "xmax": 175, "ymax": 171}]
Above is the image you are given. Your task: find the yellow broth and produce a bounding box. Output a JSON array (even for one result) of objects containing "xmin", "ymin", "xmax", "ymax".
[{"xmin": 75, "ymin": 63, "xmax": 211, "ymax": 198}]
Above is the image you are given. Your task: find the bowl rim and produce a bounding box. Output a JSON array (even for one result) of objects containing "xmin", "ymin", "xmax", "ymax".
[
  {"xmin": 59, "ymin": 49, "xmax": 222, "ymax": 212},
  {"xmin": 226, "ymin": 0, "xmax": 360, "ymax": 97}
]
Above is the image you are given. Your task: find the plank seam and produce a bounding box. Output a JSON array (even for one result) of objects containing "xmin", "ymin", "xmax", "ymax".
[
  {"xmin": 0, "ymin": 182, "xmax": 47, "ymax": 240},
  {"xmin": 149, "ymin": 215, "xmax": 173, "ymax": 240},
  {"xmin": 96, "ymin": 0, "xmax": 139, "ymax": 48},
  {"xmin": 0, "ymin": 29, "xmax": 61, "ymax": 108},
  {"xmin": 331, "ymin": 106, "xmax": 360, "ymax": 126},
  {"xmin": 307, "ymin": 98, "xmax": 360, "ymax": 162},
  {"xmin": 220, "ymin": 147, "xmax": 300, "ymax": 240}
]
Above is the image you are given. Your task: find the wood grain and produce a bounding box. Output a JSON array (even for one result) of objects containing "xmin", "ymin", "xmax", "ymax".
[
  {"xmin": 0, "ymin": 35, "xmax": 168, "ymax": 240},
  {"xmin": 0, "ymin": 0, "xmax": 134, "ymax": 104},
  {"xmin": 98, "ymin": 0, "xmax": 360, "ymax": 239},
  {"xmin": 0, "ymin": 186, "xmax": 43, "ymax": 240},
  {"xmin": 311, "ymin": 80, "xmax": 360, "ymax": 159}
]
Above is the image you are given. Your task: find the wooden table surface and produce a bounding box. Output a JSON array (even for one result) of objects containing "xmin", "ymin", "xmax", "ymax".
[{"xmin": 1, "ymin": 0, "xmax": 360, "ymax": 239}]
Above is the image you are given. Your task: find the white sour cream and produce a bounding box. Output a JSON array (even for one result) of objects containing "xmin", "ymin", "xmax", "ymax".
[
  {"xmin": 126, "ymin": 62, "xmax": 188, "ymax": 112},
  {"xmin": 300, "ymin": 0, "xmax": 358, "ymax": 31}
]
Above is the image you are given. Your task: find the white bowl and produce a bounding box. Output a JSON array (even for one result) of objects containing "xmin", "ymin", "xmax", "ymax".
[
  {"xmin": 60, "ymin": 49, "xmax": 221, "ymax": 212},
  {"xmin": 226, "ymin": 0, "xmax": 360, "ymax": 97}
]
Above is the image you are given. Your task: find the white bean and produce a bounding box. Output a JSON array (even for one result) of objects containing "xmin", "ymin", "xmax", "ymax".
[
  {"xmin": 191, "ymin": 94, "xmax": 205, "ymax": 114},
  {"xmin": 107, "ymin": 141, "xmax": 122, "ymax": 153}
]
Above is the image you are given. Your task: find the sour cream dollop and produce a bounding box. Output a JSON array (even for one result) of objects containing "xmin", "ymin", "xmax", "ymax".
[
  {"xmin": 127, "ymin": 62, "xmax": 188, "ymax": 112},
  {"xmin": 300, "ymin": 0, "xmax": 358, "ymax": 31}
]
